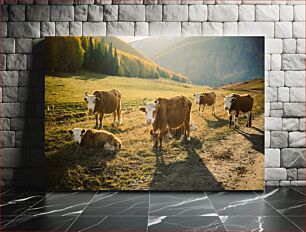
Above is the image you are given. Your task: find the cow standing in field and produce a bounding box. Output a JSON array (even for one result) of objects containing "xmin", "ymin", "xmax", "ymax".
[
  {"xmin": 139, "ymin": 96, "xmax": 192, "ymax": 150},
  {"xmin": 68, "ymin": 128, "xmax": 122, "ymax": 151},
  {"xmin": 193, "ymin": 92, "xmax": 216, "ymax": 116},
  {"xmin": 223, "ymin": 93, "xmax": 254, "ymax": 128},
  {"xmin": 84, "ymin": 89, "xmax": 122, "ymax": 129}
]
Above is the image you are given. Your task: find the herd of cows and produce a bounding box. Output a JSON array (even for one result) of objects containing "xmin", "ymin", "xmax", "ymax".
[{"xmin": 68, "ymin": 89, "xmax": 254, "ymax": 151}]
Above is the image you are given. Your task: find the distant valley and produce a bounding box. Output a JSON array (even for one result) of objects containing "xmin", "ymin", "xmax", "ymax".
[{"xmin": 130, "ymin": 37, "xmax": 264, "ymax": 87}]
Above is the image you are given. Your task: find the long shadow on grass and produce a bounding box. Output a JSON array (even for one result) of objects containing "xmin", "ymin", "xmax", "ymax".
[
  {"xmin": 150, "ymin": 137, "xmax": 224, "ymax": 191},
  {"xmin": 204, "ymin": 115, "xmax": 228, "ymax": 129},
  {"xmin": 233, "ymin": 128, "xmax": 264, "ymax": 154},
  {"xmin": 251, "ymin": 126, "xmax": 264, "ymax": 134},
  {"xmin": 71, "ymin": 74, "xmax": 108, "ymax": 80},
  {"xmin": 46, "ymin": 143, "xmax": 117, "ymax": 190}
]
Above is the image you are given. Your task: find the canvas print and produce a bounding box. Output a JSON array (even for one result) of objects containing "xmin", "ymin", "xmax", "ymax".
[{"xmin": 45, "ymin": 36, "xmax": 264, "ymax": 191}]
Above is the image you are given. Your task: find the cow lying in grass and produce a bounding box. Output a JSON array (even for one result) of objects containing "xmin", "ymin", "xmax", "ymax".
[
  {"xmin": 223, "ymin": 93, "xmax": 254, "ymax": 128},
  {"xmin": 68, "ymin": 128, "xmax": 122, "ymax": 152}
]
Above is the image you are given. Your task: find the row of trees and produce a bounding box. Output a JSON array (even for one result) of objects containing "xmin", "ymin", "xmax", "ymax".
[
  {"xmin": 45, "ymin": 36, "xmax": 188, "ymax": 83},
  {"xmin": 81, "ymin": 37, "xmax": 120, "ymax": 75},
  {"xmin": 45, "ymin": 37, "xmax": 84, "ymax": 73}
]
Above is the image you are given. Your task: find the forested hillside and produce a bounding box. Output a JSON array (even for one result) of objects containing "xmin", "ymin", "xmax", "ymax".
[
  {"xmin": 103, "ymin": 36, "xmax": 150, "ymax": 61},
  {"xmin": 44, "ymin": 37, "xmax": 189, "ymax": 83}
]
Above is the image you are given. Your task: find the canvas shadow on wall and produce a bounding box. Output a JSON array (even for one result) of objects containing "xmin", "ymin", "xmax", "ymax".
[{"xmin": 44, "ymin": 36, "xmax": 265, "ymax": 191}]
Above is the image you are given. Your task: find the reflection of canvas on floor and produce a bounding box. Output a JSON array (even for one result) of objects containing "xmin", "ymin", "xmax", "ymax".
[{"xmin": 45, "ymin": 36, "xmax": 264, "ymax": 191}]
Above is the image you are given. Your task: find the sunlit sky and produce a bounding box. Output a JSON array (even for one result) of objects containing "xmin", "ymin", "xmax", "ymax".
[{"xmin": 118, "ymin": 36, "xmax": 148, "ymax": 43}]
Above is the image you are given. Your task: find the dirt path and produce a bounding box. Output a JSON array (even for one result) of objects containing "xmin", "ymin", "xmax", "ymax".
[{"xmin": 199, "ymin": 114, "xmax": 264, "ymax": 190}]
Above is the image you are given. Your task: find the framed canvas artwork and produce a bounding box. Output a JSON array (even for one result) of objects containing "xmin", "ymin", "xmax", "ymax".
[{"xmin": 45, "ymin": 36, "xmax": 264, "ymax": 191}]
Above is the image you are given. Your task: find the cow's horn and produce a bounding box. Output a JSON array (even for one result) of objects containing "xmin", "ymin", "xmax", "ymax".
[
  {"xmin": 85, "ymin": 92, "xmax": 88, "ymax": 97},
  {"xmin": 143, "ymin": 97, "xmax": 148, "ymax": 104}
]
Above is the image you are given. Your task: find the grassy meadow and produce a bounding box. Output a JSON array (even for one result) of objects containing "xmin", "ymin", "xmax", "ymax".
[{"xmin": 45, "ymin": 71, "xmax": 264, "ymax": 191}]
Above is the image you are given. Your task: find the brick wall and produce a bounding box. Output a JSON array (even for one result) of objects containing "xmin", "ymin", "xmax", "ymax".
[{"xmin": 0, "ymin": 0, "xmax": 305, "ymax": 187}]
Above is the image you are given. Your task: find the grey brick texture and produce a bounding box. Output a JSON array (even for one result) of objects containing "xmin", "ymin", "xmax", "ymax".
[{"xmin": 0, "ymin": 0, "xmax": 305, "ymax": 187}]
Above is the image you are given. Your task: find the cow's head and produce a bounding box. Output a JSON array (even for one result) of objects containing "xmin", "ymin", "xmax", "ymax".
[
  {"xmin": 68, "ymin": 128, "xmax": 86, "ymax": 144},
  {"xmin": 193, "ymin": 93, "xmax": 203, "ymax": 104},
  {"xmin": 84, "ymin": 92, "xmax": 100, "ymax": 115},
  {"xmin": 223, "ymin": 95, "xmax": 236, "ymax": 111},
  {"xmin": 113, "ymin": 138, "xmax": 122, "ymax": 152},
  {"xmin": 139, "ymin": 102, "xmax": 157, "ymax": 125}
]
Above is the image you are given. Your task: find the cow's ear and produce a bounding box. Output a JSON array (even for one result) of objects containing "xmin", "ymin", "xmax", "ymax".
[
  {"xmin": 221, "ymin": 94, "xmax": 225, "ymax": 98},
  {"xmin": 84, "ymin": 97, "xmax": 87, "ymax": 102},
  {"xmin": 139, "ymin": 107, "xmax": 146, "ymax": 112},
  {"xmin": 154, "ymin": 98, "xmax": 161, "ymax": 104},
  {"xmin": 68, "ymin": 130, "xmax": 73, "ymax": 134},
  {"xmin": 81, "ymin": 129, "xmax": 86, "ymax": 135},
  {"xmin": 193, "ymin": 93, "xmax": 195, "ymax": 97},
  {"xmin": 231, "ymin": 97, "xmax": 236, "ymax": 102},
  {"xmin": 150, "ymin": 129, "xmax": 154, "ymax": 135},
  {"xmin": 93, "ymin": 91, "xmax": 102, "ymax": 99}
]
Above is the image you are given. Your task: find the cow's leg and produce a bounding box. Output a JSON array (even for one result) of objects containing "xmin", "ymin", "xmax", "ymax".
[
  {"xmin": 229, "ymin": 115, "xmax": 232, "ymax": 126},
  {"xmin": 152, "ymin": 132, "xmax": 158, "ymax": 150},
  {"xmin": 94, "ymin": 114, "xmax": 99, "ymax": 129},
  {"xmin": 234, "ymin": 113, "xmax": 239, "ymax": 128},
  {"xmin": 249, "ymin": 112, "xmax": 252, "ymax": 127},
  {"xmin": 98, "ymin": 114, "xmax": 103, "ymax": 129},
  {"xmin": 199, "ymin": 105, "xmax": 204, "ymax": 114},
  {"xmin": 153, "ymin": 135, "xmax": 159, "ymax": 150},
  {"xmin": 232, "ymin": 115, "xmax": 236, "ymax": 128},
  {"xmin": 185, "ymin": 121, "xmax": 191, "ymax": 142},
  {"xmin": 180, "ymin": 125, "xmax": 185, "ymax": 141},
  {"xmin": 117, "ymin": 107, "xmax": 122, "ymax": 125},
  {"xmin": 246, "ymin": 111, "xmax": 251, "ymax": 127},
  {"xmin": 113, "ymin": 112, "xmax": 117, "ymax": 126},
  {"xmin": 212, "ymin": 104, "xmax": 216, "ymax": 116},
  {"xmin": 158, "ymin": 135, "xmax": 163, "ymax": 150},
  {"xmin": 166, "ymin": 128, "xmax": 173, "ymax": 139}
]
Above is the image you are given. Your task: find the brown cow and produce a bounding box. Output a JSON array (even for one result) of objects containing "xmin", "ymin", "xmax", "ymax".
[
  {"xmin": 223, "ymin": 93, "xmax": 254, "ymax": 128},
  {"xmin": 84, "ymin": 89, "xmax": 122, "ymax": 129},
  {"xmin": 193, "ymin": 92, "xmax": 216, "ymax": 115},
  {"xmin": 139, "ymin": 96, "xmax": 192, "ymax": 150},
  {"xmin": 68, "ymin": 128, "xmax": 122, "ymax": 151}
]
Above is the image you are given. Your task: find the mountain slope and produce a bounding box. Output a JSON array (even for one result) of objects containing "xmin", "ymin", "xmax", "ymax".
[
  {"xmin": 102, "ymin": 36, "xmax": 150, "ymax": 61},
  {"xmin": 101, "ymin": 37, "xmax": 189, "ymax": 83},
  {"xmin": 221, "ymin": 79, "xmax": 264, "ymax": 91},
  {"xmin": 132, "ymin": 37, "xmax": 264, "ymax": 87},
  {"xmin": 130, "ymin": 37, "xmax": 183, "ymax": 58}
]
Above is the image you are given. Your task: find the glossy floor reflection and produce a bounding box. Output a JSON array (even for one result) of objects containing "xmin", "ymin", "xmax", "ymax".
[{"xmin": 1, "ymin": 187, "xmax": 305, "ymax": 231}]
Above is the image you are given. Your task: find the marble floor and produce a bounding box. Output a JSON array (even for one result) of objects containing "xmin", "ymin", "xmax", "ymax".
[{"xmin": 1, "ymin": 187, "xmax": 305, "ymax": 231}]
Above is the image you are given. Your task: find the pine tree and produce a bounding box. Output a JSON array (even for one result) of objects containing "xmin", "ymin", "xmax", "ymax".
[
  {"xmin": 113, "ymin": 48, "xmax": 119, "ymax": 75},
  {"xmin": 107, "ymin": 42, "xmax": 113, "ymax": 74},
  {"xmin": 81, "ymin": 37, "xmax": 89, "ymax": 68},
  {"xmin": 88, "ymin": 37, "xmax": 95, "ymax": 71}
]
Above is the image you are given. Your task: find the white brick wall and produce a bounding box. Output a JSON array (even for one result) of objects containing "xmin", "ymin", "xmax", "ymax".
[{"xmin": 1, "ymin": 0, "xmax": 305, "ymax": 187}]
